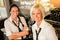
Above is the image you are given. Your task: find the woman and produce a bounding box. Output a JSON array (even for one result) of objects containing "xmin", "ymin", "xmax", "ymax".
[
  {"xmin": 30, "ymin": 4, "xmax": 58, "ymax": 40},
  {"xmin": 4, "ymin": 4, "xmax": 28, "ymax": 40}
]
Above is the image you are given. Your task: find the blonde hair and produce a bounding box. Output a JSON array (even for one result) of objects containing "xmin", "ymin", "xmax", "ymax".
[{"xmin": 30, "ymin": 4, "xmax": 45, "ymax": 20}]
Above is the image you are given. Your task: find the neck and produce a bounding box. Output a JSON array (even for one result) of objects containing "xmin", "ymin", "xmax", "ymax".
[
  {"xmin": 36, "ymin": 20, "xmax": 42, "ymax": 28},
  {"xmin": 12, "ymin": 17, "xmax": 18, "ymax": 26},
  {"xmin": 11, "ymin": 16, "xmax": 17, "ymax": 22}
]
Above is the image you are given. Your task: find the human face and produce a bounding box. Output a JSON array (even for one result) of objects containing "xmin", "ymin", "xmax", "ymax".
[
  {"xmin": 10, "ymin": 6, "xmax": 18, "ymax": 19},
  {"xmin": 32, "ymin": 8, "xmax": 43, "ymax": 22}
]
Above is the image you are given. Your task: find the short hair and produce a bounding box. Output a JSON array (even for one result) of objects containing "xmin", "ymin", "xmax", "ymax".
[
  {"xmin": 30, "ymin": 4, "xmax": 45, "ymax": 20},
  {"xmin": 9, "ymin": 4, "xmax": 20, "ymax": 12}
]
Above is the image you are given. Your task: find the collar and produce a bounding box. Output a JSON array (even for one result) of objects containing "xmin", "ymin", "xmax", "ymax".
[
  {"xmin": 9, "ymin": 16, "xmax": 12, "ymax": 22},
  {"xmin": 9, "ymin": 16, "xmax": 19, "ymax": 22},
  {"xmin": 35, "ymin": 19, "xmax": 45, "ymax": 30}
]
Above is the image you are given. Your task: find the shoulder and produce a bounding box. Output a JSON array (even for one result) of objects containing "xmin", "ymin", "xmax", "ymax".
[
  {"xmin": 4, "ymin": 17, "xmax": 11, "ymax": 25},
  {"xmin": 4, "ymin": 18, "xmax": 9, "ymax": 23},
  {"xmin": 44, "ymin": 21, "xmax": 52, "ymax": 27},
  {"xmin": 19, "ymin": 16, "xmax": 27, "ymax": 26},
  {"xmin": 20, "ymin": 16, "xmax": 25, "ymax": 19},
  {"xmin": 44, "ymin": 20, "xmax": 55, "ymax": 31},
  {"xmin": 19, "ymin": 16, "xmax": 25, "ymax": 21}
]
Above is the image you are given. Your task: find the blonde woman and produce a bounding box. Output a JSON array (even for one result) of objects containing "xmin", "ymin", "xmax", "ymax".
[{"xmin": 30, "ymin": 4, "xmax": 58, "ymax": 40}]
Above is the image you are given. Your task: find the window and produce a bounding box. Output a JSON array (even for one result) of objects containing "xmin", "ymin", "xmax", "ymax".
[{"xmin": 20, "ymin": 0, "xmax": 35, "ymax": 14}]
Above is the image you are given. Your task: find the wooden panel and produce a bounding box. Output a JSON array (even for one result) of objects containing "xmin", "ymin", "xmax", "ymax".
[{"xmin": 50, "ymin": 0, "xmax": 60, "ymax": 7}]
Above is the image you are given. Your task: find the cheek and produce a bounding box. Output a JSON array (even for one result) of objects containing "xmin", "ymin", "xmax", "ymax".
[
  {"xmin": 32, "ymin": 15, "xmax": 35, "ymax": 19},
  {"xmin": 10, "ymin": 13, "xmax": 16, "ymax": 17},
  {"xmin": 31, "ymin": 15, "xmax": 35, "ymax": 20},
  {"xmin": 38, "ymin": 13, "xmax": 42, "ymax": 17},
  {"xmin": 10, "ymin": 12, "xmax": 14, "ymax": 15},
  {"xmin": 37, "ymin": 14, "xmax": 40, "ymax": 17},
  {"xmin": 14, "ymin": 13, "xmax": 18, "ymax": 16},
  {"xmin": 16, "ymin": 12, "xmax": 18, "ymax": 15}
]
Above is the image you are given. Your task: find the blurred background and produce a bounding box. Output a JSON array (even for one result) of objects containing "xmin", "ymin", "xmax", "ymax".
[{"xmin": 0, "ymin": 0, "xmax": 60, "ymax": 40}]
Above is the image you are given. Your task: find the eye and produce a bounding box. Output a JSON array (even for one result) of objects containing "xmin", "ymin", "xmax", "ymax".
[
  {"xmin": 32, "ymin": 13, "xmax": 35, "ymax": 15},
  {"xmin": 37, "ymin": 13, "xmax": 40, "ymax": 14},
  {"xmin": 12, "ymin": 11, "xmax": 15, "ymax": 12}
]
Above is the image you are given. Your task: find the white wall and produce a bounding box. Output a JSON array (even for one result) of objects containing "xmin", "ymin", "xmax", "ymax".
[{"xmin": 0, "ymin": 7, "xmax": 8, "ymax": 20}]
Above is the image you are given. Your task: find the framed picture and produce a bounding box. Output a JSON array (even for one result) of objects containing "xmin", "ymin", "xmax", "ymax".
[{"xmin": 0, "ymin": 0, "xmax": 5, "ymax": 7}]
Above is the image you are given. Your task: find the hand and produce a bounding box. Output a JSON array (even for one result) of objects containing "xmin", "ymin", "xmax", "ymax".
[
  {"xmin": 23, "ymin": 25, "xmax": 28, "ymax": 31},
  {"xmin": 22, "ymin": 25, "xmax": 29, "ymax": 35}
]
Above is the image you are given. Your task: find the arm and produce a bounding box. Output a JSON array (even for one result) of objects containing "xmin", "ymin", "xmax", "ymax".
[
  {"xmin": 4, "ymin": 20, "xmax": 28, "ymax": 40},
  {"xmin": 8, "ymin": 25, "xmax": 29, "ymax": 40},
  {"xmin": 8, "ymin": 29, "xmax": 28, "ymax": 40}
]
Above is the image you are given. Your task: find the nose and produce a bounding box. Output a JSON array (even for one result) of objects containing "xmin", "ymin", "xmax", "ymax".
[
  {"xmin": 15, "ymin": 11, "xmax": 18, "ymax": 14},
  {"xmin": 35, "ymin": 14, "xmax": 38, "ymax": 17},
  {"xmin": 36, "ymin": 14, "xmax": 40, "ymax": 18}
]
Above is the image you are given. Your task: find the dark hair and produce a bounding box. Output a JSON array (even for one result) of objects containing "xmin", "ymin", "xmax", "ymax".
[
  {"xmin": 9, "ymin": 4, "xmax": 20, "ymax": 12},
  {"xmin": 9, "ymin": 4, "xmax": 25, "ymax": 17}
]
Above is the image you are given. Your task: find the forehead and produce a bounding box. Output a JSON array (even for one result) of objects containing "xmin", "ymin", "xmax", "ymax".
[
  {"xmin": 32, "ymin": 8, "xmax": 42, "ymax": 13},
  {"xmin": 11, "ymin": 6, "xmax": 18, "ymax": 10}
]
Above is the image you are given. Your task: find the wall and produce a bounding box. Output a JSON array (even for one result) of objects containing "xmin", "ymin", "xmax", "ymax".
[{"xmin": 50, "ymin": 0, "xmax": 60, "ymax": 7}]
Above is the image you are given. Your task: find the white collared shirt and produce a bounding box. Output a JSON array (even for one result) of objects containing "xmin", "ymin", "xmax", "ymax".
[
  {"xmin": 4, "ymin": 16, "xmax": 27, "ymax": 39},
  {"xmin": 32, "ymin": 20, "xmax": 58, "ymax": 40}
]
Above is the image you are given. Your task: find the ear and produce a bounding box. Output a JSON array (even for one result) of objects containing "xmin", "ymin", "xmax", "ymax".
[{"xmin": 10, "ymin": 11, "xmax": 11, "ymax": 14}]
